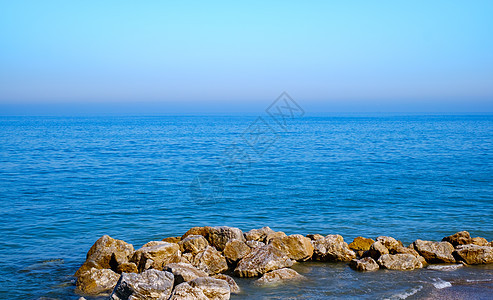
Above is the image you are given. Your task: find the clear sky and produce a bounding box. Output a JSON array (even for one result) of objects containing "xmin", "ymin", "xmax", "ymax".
[{"xmin": 0, "ymin": 1, "xmax": 492, "ymax": 114}]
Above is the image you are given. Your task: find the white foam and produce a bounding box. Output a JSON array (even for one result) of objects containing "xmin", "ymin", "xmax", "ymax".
[
  {"xmin": 427, "ymin": 264, "xmax": 463, "ymax": 271},
  {"xmin": 386, "ymin": 286, "xmax": 423, "ymax": 299},
  {"xmin": 432, "ymin": 278, "xmax": 452, "ymax": 289}
]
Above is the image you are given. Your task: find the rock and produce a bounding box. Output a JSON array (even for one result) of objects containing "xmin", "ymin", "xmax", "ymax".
[
  {"xmin": 453, "ymin": 244, "xmax": 493, "ymax": 264},
  {"xmin": 376, "ymin": 236, "xmax": 401, "ymax": 251},
  {"xmin": 75, "ymin": 260, "xmax": 101, "ymax": 278},
  {"xmin": 223, "ymin": 239, "xmax": 251, "ymax": 265},
  {"xmin": 245, "ymin": 227, "xmax": 275, "ymax": 242},
  {"xmin": 212, "ymin": 274, "xmax": 240, "ymax": 294},
  {"xmin": 348, "ymin": 257, "xmax": 379, "ymax": 271},
  {"xmin": 471, "ymin": 237, "xmax": 489, "ymax": 246},
  {"xmin": 391, "ymin": 246, "xmax": 420, "ymax": 257},
  {"xmin": 207, "ymin": 226, "xmax": 245, "ymax": 251},
  {"xmin": 256, "ymin": 268, "xmax": 304, "ymax": 284},
  {"xmin": 442, "ymin": 231, "xmax": 472, "ymax": 247},
  {"xmin": 189, "ymin": 277, "xmax": 230, "ymax": 300},
  {"xmin": 234, "ymin": 244, "xmax": 293, "ymax": 277},
  {"xmin": 246, "ymin": 240, "xmax": 265, "ymax": 249},
  {"xmin": 269, "ymin": 234, "xmax": 314, "ymax": 261},
  {"xmin": 182, "ymin": 227, "xmax": 211, "ymax": 240},
  {"xmin": 364, "ymin": 241, "xmax": 389, "ymax": 260},
  {"xmin": 169, "ymin": 282, "xmax": 208, "ymax": 300},
  {"xmin": 76, "ymin": 268, "xmax": 120, "ymax": 295},
  {"xmin": 116, "ymin": 262, "xmax": 138, "ymax": 274},
  {"xmin": 190, "ymin": 246, "xmax": 228, "ymax": 275},
  {"xmin": 411, "ymin": 240, "xmax": 455, "ymax": 263},
  {"xmin": 76, "ymin": 235, "xmax": 134, "ymax": 276},
  {"xmin": 163, "ymin": 237, "xmax": 182, "ymax": 243},
  {"xmin": 131, "ymin": 241, "xmax": 181, "ymax": 272},
  {"xmin": 182, "ymin": 253, "xmax": 193, "ymax": 263},
  {"xmin": 306, "ymin": 234, "xmax": 324, "ymax": 240},
  {"xmin": 349, "ymin": 237, "xmax": 375, "ymax": 252},
  {"xmin": 265, "ymin": 231, "xmax": 287, "ymax": 244},
  {"xmin": 110, "ymin": 269, "xmax": 174, "ymax": 300},
  {"xmin": 312, "ymin": 235, "xmax": 356, "ymax": 262},
  {"xmin": 377, "ymin": 254, "xmax": 424, "ymax": 270},
  {"xmin": 163, "ymin": 263, "xmax": 208, "ymax": 285},
  {"xmin": 179, "ymin": 235, "xmax": 209, "ymax": 254}
]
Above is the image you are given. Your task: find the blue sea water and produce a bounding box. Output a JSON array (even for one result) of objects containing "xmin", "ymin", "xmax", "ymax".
[{"xmin": 0, "ymin": 115, "xmax": 492, "ymax": 299}]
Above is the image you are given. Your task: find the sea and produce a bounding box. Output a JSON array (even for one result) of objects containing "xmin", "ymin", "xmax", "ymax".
[{"xmin": 0, "ymin": 114, "xmax": 492, "ymax": 299}]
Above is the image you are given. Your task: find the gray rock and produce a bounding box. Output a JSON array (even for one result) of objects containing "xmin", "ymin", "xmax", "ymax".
[
  {"xmin": 377, "ymin": 254, "xmax": 424, "ymax": 270},
  {"xmin": 245, "ymin": 227, "xmax": 275, "ymax": 242},
  {"xmin": 234, "ymin": 244, "xmax": 293, "ymax": 277},
  {"xmin": 189, "ymin": 277, "xmax": 230, "ymax": 300},
  {"xmin": 212, "ymin": 274, "xmax": 240, "ymax": 294},
  {"xmin": 163, "ymin": 263, "xmax": 208, "ymax": 285},
  {"xmin": 169, "ymin": 282, "xmax": 208, "ymax": 300},
  {"xmin": 349, "ymin": 257, "xmax": 379, "ymax": 271},
  {"xmin": 207, "ymin": 226, "xmax": 245, "ymax": 251},
  {"xmin": 246, "ymin": 240, "xmax": 265, "ymax": 249},
  {"xmin": 110, "ymin": 269, "xmax": 174, "ymax": 300}
]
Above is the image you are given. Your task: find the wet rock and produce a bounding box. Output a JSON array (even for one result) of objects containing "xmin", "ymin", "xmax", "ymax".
[
  {"xmin": 442, "ymin": 231, "xmax": 472, "ymax": 247},
  {"xmin": 163, "ymin": 237, "xmax": 182, "ymax": 243},
  {"xmin": 234, "ymin": 244, "xmax": 293, "ymax": 277},
  {"xmin": 348, "ymin": 237, "xmax": 375, "ymax": 252},
  {"xmin": 190, "ymin": 246, "xmax": 228, "ymax": 275},
  {"xmin": 189, "ymin": 277, "xmax": 230, "ymax": 300},
  {"xmin": 376, "ymin": 236, "xmax": 401, "ymax": 251},
  {"xmin": 306, "ymin": 234, "xmax": 325, "ymax": 241},
  {"xmin": 110, "ymin": 269, "xmax": 174, "ymax": 300},
  {"xmin": 245, "ymin": 227, "xmax": 275, "ymax": 242},
  {"xmin": 312, "ymin": 235, "xmax": 356, "ymax": 262},
  {"xmin": 349, "ymin": 257, "xmax": 379, "ymax": 271},
  {"xmin": 256, "ymin": 268, "xmax": 304, "ymax": 284},
  {"xmin": 169, "ymin": 282, "xmax": 208, "ymax": 300},
  {"xmin": 471, "ymin": 237, "xmax": 489, "ymax": 246},
  {"xmin": 269, "ymin": 234, "xmax": 314, "ymax": 261},
  {"xmin": 265, "ymin": 231, "xmax": 287, "ymax": 244},
  {"xmin": 377, "ymin": 254, "xmax": 424, "ymax": 270},
  {"xmin": 76, "ymin": 268, "xmax": 120, "ymax": 295},
  {"xmin": 364, "ymin": 241, "xmax": 389, "ymax": 260},
  {"xmin": 223, "ymin": 239, "xmax": 251, "ymax": 265},
  {"xmin": 179, "ymin": 235, "xmax": 209, "ymax": 255},
  {"xmin": 131, "ymin": 241, "xmax": 181, "ymax": 272},
  {"xmin": 163, "ymin": 263, "xmax": 208, "ymax": 285},
  {"xmin": 207, "ymin": 226, "xmax": 245, "ymax": 251},
  {"xmin": 411, "ymin": 240, "xmax": 455, "ymax": 263},
  {"xmin": 246, "ymin": 240, "xmax": 265, "ymax": 249},
  {"xmin": 453, "ymin": 244, "xmax": 493, "ymax": 264},
  {"xmin": 212, "ymin": 274, "xmax": 240, "ymax": 294},
  {"xmin": 76, "ymin": 235, "xmax": 134, "ymax": 276},
  {"xmin": 116, "ymin": 262, "xmax": 138, "ymax": 274}
]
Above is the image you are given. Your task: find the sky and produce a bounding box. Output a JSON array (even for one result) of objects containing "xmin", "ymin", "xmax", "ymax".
[{"xmin": 0, "ymin": 1, "xmax": 492, "ymax": 114}]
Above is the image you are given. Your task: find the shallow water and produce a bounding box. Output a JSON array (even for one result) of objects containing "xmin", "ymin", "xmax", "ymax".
[{"xmin": 0, "ymin": 115, "xmax": 492, "ymax": 299}]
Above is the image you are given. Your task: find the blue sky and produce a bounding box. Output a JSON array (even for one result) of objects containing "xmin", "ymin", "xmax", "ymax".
[{"xmin": 0, "ymin": 1, "xmax": 492, "ymax": 114}]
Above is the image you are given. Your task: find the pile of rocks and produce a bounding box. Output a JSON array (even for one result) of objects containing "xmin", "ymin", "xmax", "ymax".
[{"xmin": 74, "ymin": 227, "xmax": 493, "ymax": 299}]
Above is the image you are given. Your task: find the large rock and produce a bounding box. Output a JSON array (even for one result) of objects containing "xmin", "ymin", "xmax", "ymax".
[
  {"xmin": 163, "ymin": 237, "xmax": 182, "ymax": 244},
  {"xmin": 377, "ymin": 254, "xmax": 424, "ymax": 270},
  {"xmin": 207, "ymin": 226, "xmax": 245, "ymax": 251},
  {"xmin": 116, "ymin": 262, "xmax": 138, "ymax": 274},
  {"xmin": 131, "ymin": 241, "xmax": 181, "ymax": 272},
  {"xmin": 179, "ymin": 235, "xmax": 209, "ymax": 255},
  {"xmin": 76, "ymin": 235, "xmax": 134, "ymax": 276},
  {"xmin": 190, "ymin": 246, "xmax": 228, "ymax": 275},
  {"xmin": 349, "ymin": 257, "xmax": 379, "ymax": 271},
  {"xmin": 391, "ymin": 246, "xmax": 420, "ymax": 257},
  {"xmin": 306, "ymin": 234, "xmax": 325, "ymax": 241},
  {"xmin": 163, "ymin": 263, "xmax": 208, "ymax": 285},
  {"xmin": 265, "ymin": 231, "xmax": 287, "ymax": 244},
  {"xmin": 364, "ymin": 241, "xmax": 389, "ymax": 260},
  {"xmin": 256, "ymin": 268, "xmax": 304, "ymax": 284},
  {"xmin": 212, "ymin": 274, "xmax": 240, "ymax": 294},
  {"xmin": 442, "ymin": 231, "xmax": 472, "ymax": 247},
  {"xmin": 110, "ymin": 269, "xmax": 174, "ymax": 300},
  {"xmin": 189, "ymin": 277, "xmax": 230, "ymax": 300},
  {"xmin": 246, "ymin": 240, "xmax": 265, "ymax": 249},
  {"xmin": 376, "ymin": 236, "xmax": 401, "ymax": 251},
  {"xmin": 312, "ymin": 235, "xmax": 356, "ymax": 262},
  {"xmin": 411, "ymin": 240, "xmax": 455, "ymax": 263},
  {"xmin": 348, "ymin": 237, "xmax": 375, "ymax": 251},
  {"xmin": 169, "ymin": 282, "xmax": 208, "ymax": 300},
  {"xmin": 223, "ymin": 239, "xmax": 251, "ymax": 265},
  {"xmin": 269, "ymin": 234, "xmax": 314, "ymax": 261},
  {"xmin": 234, "ymin": 244, "xmax": 293, "ymax": 277},
  {"xmin": 76, "ymin": 268, "xmax": 120, "ymax": 295},
  {"xmin": 453, "ymin": 244, "xmax": 493, "ymax": 264},
  {"xmin": 471, "ymin": 237, "xmax": 489, "ymax": 246},
  {"xmin": 245, "ymin": 227, "xmax": 275, "ymax": 242}
]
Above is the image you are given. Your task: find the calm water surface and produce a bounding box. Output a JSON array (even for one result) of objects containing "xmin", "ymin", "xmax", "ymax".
[{"xmin": 0, "ymin": 115, "xmax": 492, "ymax": 299}]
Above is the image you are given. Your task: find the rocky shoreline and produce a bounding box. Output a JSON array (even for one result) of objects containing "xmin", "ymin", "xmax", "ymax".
[{"xmin": 74, "ymin": 227, "xmax": 493, "ymax": 299}]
